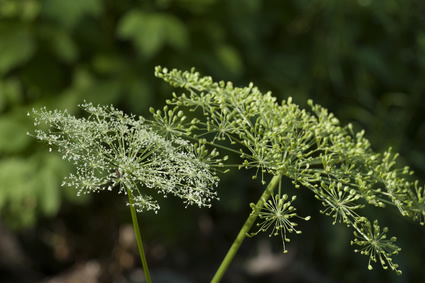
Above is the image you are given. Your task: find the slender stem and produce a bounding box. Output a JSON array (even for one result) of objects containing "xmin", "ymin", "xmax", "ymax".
[
  {"xmin": 127, "ymin": 188, "xmax": 152, "ymax": 283},
  {"xmin": 211, "ymin": 174, "xmax": 282, "ymax": 283}
]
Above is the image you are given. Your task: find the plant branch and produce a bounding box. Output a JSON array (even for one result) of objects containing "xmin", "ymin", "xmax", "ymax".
[
  {"xmin": 211, "ymin": 174, "xmax": 282, "ymax": 282},
  {"xmin": 127, "ymin": 187, "xmax": 152, "ymax": 283}
]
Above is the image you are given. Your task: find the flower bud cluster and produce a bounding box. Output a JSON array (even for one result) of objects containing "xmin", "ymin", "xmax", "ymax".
[{"xmin": 153, "ymin": 66, "xmax": 425, "ymax": 274}]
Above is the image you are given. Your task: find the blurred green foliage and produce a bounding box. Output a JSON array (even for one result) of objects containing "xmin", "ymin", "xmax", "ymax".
[{"xmin": 0, "ymin": 0, "xmax": 424, "ymax": 281}]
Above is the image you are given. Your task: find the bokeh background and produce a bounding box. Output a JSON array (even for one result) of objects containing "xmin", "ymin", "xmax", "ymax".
[{"xmin": 1, "ymin": 0, "xmax": 425, "ymax": 282}]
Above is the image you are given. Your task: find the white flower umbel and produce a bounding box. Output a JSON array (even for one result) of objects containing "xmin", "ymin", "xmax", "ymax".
[
  {"xmin": 29, "ymin": 102, "xmax": 219, "ymax": 213},
  {"xmin": 30, "ymin": 102, "xmax": 222, "ymax": 283}
]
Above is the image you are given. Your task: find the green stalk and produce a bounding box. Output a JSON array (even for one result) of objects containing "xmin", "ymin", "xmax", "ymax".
[
  {"xmin": 127, "ymin": 188, "xmax": 152, "ymax": 283},
  {"xmin": 211, "ymin": 174, "xmax": 282, "ymax": 282}
]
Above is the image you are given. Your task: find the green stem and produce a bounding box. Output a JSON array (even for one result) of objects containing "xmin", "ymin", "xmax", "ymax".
[
  {"xmin": 127, "ymin": 188, "xmax": 152, "ymax": 283},
  {"xmin": 211, "ymin": 174, "xmax": 282, "ymax": 283}
]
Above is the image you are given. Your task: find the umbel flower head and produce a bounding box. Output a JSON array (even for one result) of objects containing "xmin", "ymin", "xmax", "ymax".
[
  {"xmin": 248, "ymin": 192, "xmax": 311, "ymax": 253},
  {"xmin": 152, "ymin": 66, "xmax": 425, "ymax": 274},
  {"xmin": 29, "ymin": 102, "xmax": 219, "ymax": 213}
]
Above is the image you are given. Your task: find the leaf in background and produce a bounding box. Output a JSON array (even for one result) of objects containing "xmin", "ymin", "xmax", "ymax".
[
  {"xmin": 92, "ymin": 54, "xmax": 126, "ymax": 75},
  {"xmin": 0, "ymin": 158, "xmax": 39, "ymax": 228},
  {"xmin": 0, "ymin": 0, "xmax": 40, "ymax": 20},
  {"xmin": 417, "ymin": 32, "xmax": 425, "ymax": 66},
  {"xmin": 117, "ymin": 10, "xmax": 189, "ymax": 58},
  {"xmin": 20, "ymin": 53, "xmax": 69, "ymax": 96},
  {"xmin": 200, "ymin": 44, "xmax": 243, "ymax": 80},
  {"xmin": 215, "ymin": 44, "xmax": 243, "ymax": 77},
  {"xmin": 0, "ymin": 158, "xmax": 36, "ymax": 228},
  {"xmin": 39, "ymin": 26, "xmax": 79, "ymax": 63},
  {"xmin": 36, "ymin": 155, "xmax": 62, "ymax": 216},
  {"xmin": 0, "ymin": 78, "xmax": 23, "ymax": 112},
  {"xmin": 0, "ymin": 114, "xmax": 31, "ymax": 154},
  {"xmin": 125, "ymin": 78, "xmax": 153, "ymax": 114},
  {"xmin": 41, "ymin": 0, "xmax": 102, "ymax": 30},
  {"xmin": 172, "ymin": 0, "xmax": 217, "ymax": 14},
  {"xmin": 0, "ymin": 0, "xmax": 19, "ymax": 18},
  {"xmin": 0, "ymin": 26, "xmax": 35, "ymax": 75},
  {"xmin": 21, "ymin": 0, "xmax": 41, "ymax": 21},
  {"xmin": 67, "ymin": 79, "xmax": 123, "ymax": 106},
  {"xmin": 0, "ymin": 152, "xmax": 71, "ymax": 229}
]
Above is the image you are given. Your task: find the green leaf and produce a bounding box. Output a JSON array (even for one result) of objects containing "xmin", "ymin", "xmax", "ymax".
[
  {"xmin": 0, "ymin": 157, "xmax": 39, "ymax": 228},
  {"xmin": 41, "ymin": 0, "xmax": 102, "ymax": 30},
  {"xmin": 0, "ymin": 152, "xmax": 70, "ymax": 229},
  {"xmin": 0, "ymin": 78, "xmax": 23, "ymax": 112},
  {"xmin": 21, "ymin": 0, "xmax": 41, "ymax": 21},
  {"xmin": 0, "ymin": 26, "xmax": 35, "ymax": 75},
  {"xmin": 125, "ymin": 78, "xmax": 153, "ymax": 114},
  {"xmin": 0, "ymin": 0, "xmax": 40, "ymax": 20},
  {"xmin": 215, "ymin": 44, "xmax": 243, "ymax": 77},
  {"xmin": 117, "ymin": 11, "xmax": 188, "ymax": 58},
  {"xmin": 0, "ymin": 115, "xmax": 31, "ymax": 154},
  {"xmin": 36, "ymin": 155, "xmax": 62, "ymax": 216},
  {"xmin": 0, "ymin": 0, "xmax": 19, "ymax": 18},
  {"xmin": 92, "ymin": 54, "xmax": 126, "ymax": 74},
  {"xmin": 66, "ymin": 78, "xmax": 123, "ymax": 106},
  {"xmin": 40, "ymin": 26, "xmax": 79, "ymax": 62}
]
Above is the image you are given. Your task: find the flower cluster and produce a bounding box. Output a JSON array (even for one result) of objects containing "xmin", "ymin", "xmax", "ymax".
[
  {"xmin": 29, "ymin": 102, "xmax": 219, "ymax": 213},
  {"xmin": 352, "ymin": 219, "xmax": 402, "ymax": 274},
  {"xmin": 248, "ymin": 193, "xmax": 310, "ymax": 253},
  {"xmin": 153, "ymin": 66, "xmax": 425, "ymax": 273}
]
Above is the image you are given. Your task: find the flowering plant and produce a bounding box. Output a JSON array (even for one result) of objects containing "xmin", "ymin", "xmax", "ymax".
[
  {"xmin": 29, "ymin": 102, "xmax": 220, "ymax": 282},
  {"xmin": 29, "ymin": 67, "xmax": 425, "ymax": 282},
  {"xmin": 152, "ymin": 66, "xmax": 425, "ymax": 280}
]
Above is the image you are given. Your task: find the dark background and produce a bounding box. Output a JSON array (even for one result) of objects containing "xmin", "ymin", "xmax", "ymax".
[{"xmin": 1, "ymin": 0, "xmax": 425, "ymax": 282}]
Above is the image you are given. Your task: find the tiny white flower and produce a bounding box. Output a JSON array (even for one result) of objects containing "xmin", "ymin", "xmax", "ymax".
[{"xmin": 29, "ymin": 102, "xmax": 219, "ymax": 213}]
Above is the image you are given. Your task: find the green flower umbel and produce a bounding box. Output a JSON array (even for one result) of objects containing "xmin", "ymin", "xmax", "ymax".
[
  {"xmin": 154, "ymin": 66, "xmax": 425, "ymax": 275},
  {"xmin": 29, "ymin": 102, "xmax": 219, "ymax": 213}
]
